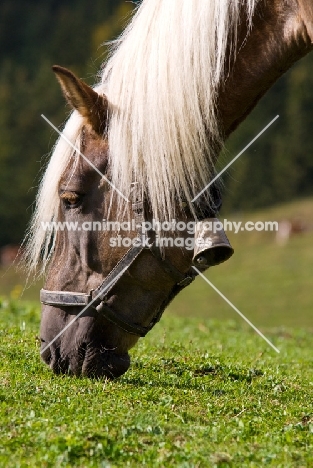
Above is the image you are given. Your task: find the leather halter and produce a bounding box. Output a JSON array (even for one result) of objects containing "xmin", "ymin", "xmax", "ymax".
[{"xmin": 40, "ymin": 183, "xmax": 198, "ymax": 337}]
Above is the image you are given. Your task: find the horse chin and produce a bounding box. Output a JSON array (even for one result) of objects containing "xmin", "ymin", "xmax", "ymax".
[{"xmin": 81, "ymin": 347, "xmax": 131, "ymax": 379}]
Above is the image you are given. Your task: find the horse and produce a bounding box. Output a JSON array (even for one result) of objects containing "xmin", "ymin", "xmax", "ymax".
[{"xmin": 25, "ymin": 0, "xmax": 313, "ymax": 378}]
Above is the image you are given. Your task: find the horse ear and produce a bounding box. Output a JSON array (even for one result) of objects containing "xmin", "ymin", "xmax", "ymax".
[{"xmin": 52, "ymin": 65, "xmax": 108, "ymax": 135}]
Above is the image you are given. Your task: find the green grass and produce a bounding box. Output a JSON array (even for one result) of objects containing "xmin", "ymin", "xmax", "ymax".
[
  {"xmin": 0, "ymin": 198, "xmax": 312, "ymax": 466},
  {"xmin": 0, "ymin": 303, "xmax": 313, "ymax": 467}
]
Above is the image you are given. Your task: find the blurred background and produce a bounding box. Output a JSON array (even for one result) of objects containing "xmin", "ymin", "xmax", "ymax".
[{"xmin": 0, "ymin": 0, "xmax": 312, "ymax": 328}]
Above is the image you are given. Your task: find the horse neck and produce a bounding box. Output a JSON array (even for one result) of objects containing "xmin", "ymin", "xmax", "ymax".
[{"xmin": 219, "ymin": 0, "xmax": 313, "ymax": 139}]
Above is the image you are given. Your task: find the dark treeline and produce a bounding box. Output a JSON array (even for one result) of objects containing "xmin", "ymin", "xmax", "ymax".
[
  {"xmin": 0, "ymin": 0, "xmax": 134, "ymax": 247},
  {"xmin": 0, "ymin": 0, "xmax": 312, "ymax": 246}
]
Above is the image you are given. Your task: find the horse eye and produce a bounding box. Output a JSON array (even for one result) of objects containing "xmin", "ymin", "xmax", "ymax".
[{"xmin": 60, "ymin": 191, "xmax": 84, "ymax": 209}]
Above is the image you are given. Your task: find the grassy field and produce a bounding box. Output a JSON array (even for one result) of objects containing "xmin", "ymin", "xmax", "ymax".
[
  {"xmin": 0, "ymin": 305, "xmax": 313, "ymax": 467},
  {"xmin": 0, "ymin": 198, "xmax": 312, "ymax": 467}
]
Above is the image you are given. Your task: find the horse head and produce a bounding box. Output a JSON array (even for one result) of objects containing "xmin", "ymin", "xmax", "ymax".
[
  {"xmin": 30, "ymin": 0, "xmax": 313, "ymax": 379},
  {"xmin": 39, "ymin": 66, "xmax": 232, "ymax": 378}
]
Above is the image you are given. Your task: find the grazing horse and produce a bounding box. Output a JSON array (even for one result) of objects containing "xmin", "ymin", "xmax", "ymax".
[{"xmin": 25, "ymin": 0, "xmax": 313, "ymax": 378}]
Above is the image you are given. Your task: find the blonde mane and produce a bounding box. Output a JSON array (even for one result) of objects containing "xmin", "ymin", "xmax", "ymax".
[{"xmin": 25, "ymin": 0, "xmax": 257, "ymax": 273}]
